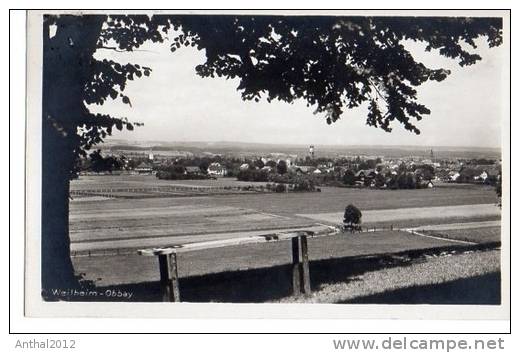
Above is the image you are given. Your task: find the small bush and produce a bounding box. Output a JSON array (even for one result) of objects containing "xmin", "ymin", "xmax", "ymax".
[
  {"xmin": 343, "ymin": 204, "xmax": 362, "ymax": 231},
  {"xmin": 274, "ymin": 183, "xmax": 286, "ymax": 193}
]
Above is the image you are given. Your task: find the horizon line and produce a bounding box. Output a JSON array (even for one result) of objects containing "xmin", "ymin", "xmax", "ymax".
[{"xmin": 104, "ymin": 138, "xmax": 502, "ymax": 150}]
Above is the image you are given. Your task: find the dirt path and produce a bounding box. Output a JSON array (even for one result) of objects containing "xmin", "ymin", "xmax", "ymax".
[
  {"xmin": 297, "ymin": 203, "xmax": 500, "ymax": 224},
  {"xmin": 409, "ymin": 220, "xmax": 501, "ymax": 231}
]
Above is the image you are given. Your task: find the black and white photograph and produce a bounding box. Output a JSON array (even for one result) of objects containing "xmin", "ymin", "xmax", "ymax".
[{"xmin": 23, "ymin": 9, "xmax": 510, "ymax": 319}]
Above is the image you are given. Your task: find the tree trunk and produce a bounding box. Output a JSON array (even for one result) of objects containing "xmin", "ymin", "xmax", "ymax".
[
  {"xmin": 41, "ymin": 117, "xmax": 76, "ymax": 292},
  {"xmin": 41, "ymin": 15, "xmax": 104, "ymax": 296}
]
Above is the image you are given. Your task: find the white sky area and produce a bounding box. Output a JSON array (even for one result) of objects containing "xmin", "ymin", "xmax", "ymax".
[{"xmin": 90, "ymin": 29, "xmax": 504, "ymax": 148}]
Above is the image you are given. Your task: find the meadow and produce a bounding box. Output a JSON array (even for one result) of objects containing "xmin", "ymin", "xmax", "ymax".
[
  {"xmin": 69, "ymin": 174, "xmax": 502, "ymax": 302},
  {"xmin": 73, "ymin": 230, "xmax": 471, "ymax": 286},
  {"xmin": 71, "ymin": 175, "xmax": 498, "ymax": 213},
  {"xmin": 70, "ymin": 175, "xmax": 500, "ymax": 252},
  {"xmin": 422, "ymin": 226, "xmax": 501, "ymax": 244}
]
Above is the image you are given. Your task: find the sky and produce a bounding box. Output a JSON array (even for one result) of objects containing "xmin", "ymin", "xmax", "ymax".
[{"xmin": 90, "ymin": 26, "xmax": 505, "ymax": 148}]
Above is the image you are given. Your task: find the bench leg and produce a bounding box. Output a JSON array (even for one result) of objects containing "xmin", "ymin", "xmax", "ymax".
[
  {"xmin": 291, "ymin": 237, "xmax": 301, "ymax": 296},
  {"xmin": 300, "ymin": 235, "xmax": 311, "ymax": 295},
  {"xmin": 158, "ymin": 253, "xmax": 180, "ymax": 302},
  {"xmin": 291, "ymin": 235, "xmax": 312, "ymax": 296}
]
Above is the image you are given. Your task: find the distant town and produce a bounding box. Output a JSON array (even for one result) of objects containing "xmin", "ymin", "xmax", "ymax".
[{"xmin": 77, "ymin": 141, "xmax": 502, "ymax": 193}]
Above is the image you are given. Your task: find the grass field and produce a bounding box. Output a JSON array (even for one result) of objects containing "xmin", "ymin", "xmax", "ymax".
[
  {"xmin": 71, "ymin": 174, "xmax": 268, "ymax": 190},
  {"xmin": 69, "ymin": 175, "xmax": 501, "ymax": 254},
  {"xmin": 73, "ymin": 230, "xmax": 474, "ymax": 287},
  {"xmin": 182, "ymin": 184, "xmax": 498, "ymax": 215},
  {"xmin": 421, "ymin": 226, "xmax": 501, "ymax": 244},
  {"xmin": 71, "ymin": 175, "xmax": 498, "ymax": 211},
  {"xmin": 69, "ymin": 185, "xmax": 500, "ymax": 254},
  {"xmin": 68, "ymin": 174, "xmax": 502, "ymax": 302},
  {"xmin": 69, "ymin": 202, "xmax": 316, "ymax": 249},
  {"xmin": 297, "ymin": 204, "xmax": 500, "ymax": 225}
]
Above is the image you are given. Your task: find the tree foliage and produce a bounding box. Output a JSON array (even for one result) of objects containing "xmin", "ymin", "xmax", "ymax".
[
  {"xmin": 277, "ymin": 160, "xmax": 288, "ymax": 174},
  {"xmin": 84, "ymin": 150, "xmax": 123, "ymax": 173},
  {"xmin": 343, "ymin": 204, "xmax": 362, "ymax": 226},
  {"xmin": 342, "ymin": 169, "xmax": 356, "ymax": 185},
  {"xmin": 45, "ymin": 14, "xmax": 502, "ymax": 174}
]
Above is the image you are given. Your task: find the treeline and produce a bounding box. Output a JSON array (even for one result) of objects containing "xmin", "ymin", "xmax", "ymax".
[
  {"xmin": 342, "ymin": 170, "xmax": 432, "ymax": 189},
  {"xmin": 77, "ymin": 150, "xmax": 158, "ymax": 174},
  {"xmin": 236, "ymin": 169, "xmax": 317, "ymax": 192},
  {"xmin": 155, "ymin": 170, "xmax": 209, "ymax": 180},
  {"xmin": 236, "ymin": 169, "xmax": 269, "ymax": 182},
  {"xmin": 76, "ymin": 150, "xmax": 126, "ymax": 174},
  {"xmin": 155, "ymin": 164, "xmax": 211, "ymax": 180},
  {"xmin": 236, "ymin": 164, "xmax": 432, "ymax": 190}
]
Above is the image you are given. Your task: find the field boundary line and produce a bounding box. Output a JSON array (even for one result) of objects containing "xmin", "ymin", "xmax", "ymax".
[
  {"xmin": 69, "ymin": 222, "xmax": 323, "ymax": 244},
  {"xmin": 247, "ymin": 209, "xmax": 292, "ymax": 220},
  {"xmin": 407, "ymin": 220, "xmax": 501, "ymax": 231},
  {"xmin": 403, "ymin": 229, "xmax": 477, "ymax": 245}
]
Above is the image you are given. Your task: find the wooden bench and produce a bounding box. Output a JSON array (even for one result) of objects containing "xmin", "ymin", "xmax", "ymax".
[{"xmin": 138, "ymin": 227, "xmax": 339, "ymax": 302}]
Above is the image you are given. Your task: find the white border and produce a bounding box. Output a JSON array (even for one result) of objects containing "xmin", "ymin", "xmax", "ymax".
[{"xmin": 20, "ymin": 9, "xmax": 511, "ymax": 328}]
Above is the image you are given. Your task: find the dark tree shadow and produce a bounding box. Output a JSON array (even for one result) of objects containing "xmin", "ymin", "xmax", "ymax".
[
  {"xmin": 340, "ymin": 272, "xmax": 501, "ymax": 305},
  {"xmin": 62, "ymin": 242, "xmax": 500, "ymax": 304}
]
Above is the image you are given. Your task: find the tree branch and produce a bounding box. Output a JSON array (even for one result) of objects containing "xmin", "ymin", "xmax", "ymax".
[
  {"xmin": 97, "ymin": 45, "xmax": 157, "ymax": 53},
  {"xmin": 367, "ymin": 78, "xmax": 388, "ymax": 104}
]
